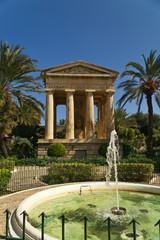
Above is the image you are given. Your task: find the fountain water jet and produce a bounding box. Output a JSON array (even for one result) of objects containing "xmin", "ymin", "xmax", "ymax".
[{"xmin": 106, "ymin": 130, "xmax": 126, "ymax": 215}]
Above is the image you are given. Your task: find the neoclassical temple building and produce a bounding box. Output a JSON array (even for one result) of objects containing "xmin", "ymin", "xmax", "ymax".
[{"xmin": 38, "ymin": 60, "xmax": 119, "ymax": 158}]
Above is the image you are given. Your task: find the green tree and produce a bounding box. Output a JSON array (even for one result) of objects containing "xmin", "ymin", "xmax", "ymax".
[
  {"xmin": 131, "ymin": 112, "xmax": 160, "ymax": 136},
  {"xmin": 0, "ymin": 41, "xmax": 44, "ymax": 158},
  {"xmin": 0, "ymin": 92, "xmax": 19, "ymax": 157},
  {"xmin": 117, "ymin": 50, "xmax": 160, "ymax": 156},
  {"xmin": 114, "ymin": 108, "xmax": 137, "ymax": 135},
  {"xmin": 130, "ymin": 112, "xmax": 148, "ymax": 136},
  {"xmin": 12, "ymin": 124, "xmax": 45, "ymax": 145}
]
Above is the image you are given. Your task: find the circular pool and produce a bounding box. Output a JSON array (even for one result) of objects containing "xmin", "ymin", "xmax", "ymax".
[{"xmin": 9, "ymin": 182, "xmax": 160, "ymax": 240}]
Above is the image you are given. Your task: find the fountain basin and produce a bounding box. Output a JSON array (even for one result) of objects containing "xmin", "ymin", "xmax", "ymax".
[{"xmin": 9, "ymin": 182, "xmax": 160, "ymax": 240}]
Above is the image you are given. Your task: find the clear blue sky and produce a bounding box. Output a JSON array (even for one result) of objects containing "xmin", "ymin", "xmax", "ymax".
[{"xmin": 1, "ymin": 0, "xmax": 160, "ymax": 124}]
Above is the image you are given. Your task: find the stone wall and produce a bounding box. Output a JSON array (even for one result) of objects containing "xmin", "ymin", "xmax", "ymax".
[{"xmin": 38, "ymin": 139, "xmax": 108, "ymax": 159}]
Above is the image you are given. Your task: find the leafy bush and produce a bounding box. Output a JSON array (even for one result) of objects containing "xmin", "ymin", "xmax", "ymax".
[
  {"xmin": 0, "ymin": 159, "xmax": 15, "ymax": 170},
  {"xmin": 9, "ymin": 156, "xmax": 107, "ymax": 166},
  {"xmin": 47, "ymin": 143, "xmax": 66, "ymax": 157},
  {"xmin": 122, "ymin": 140, "xmax": 135, "ymax": 158},
  {"xmin": 63, "ymin": 157, "xmax": 107, "ymax": 166},
  {"xmin": 10, "ymin": 156, "xmax": 56, "ymax": 166},
  {"xmin": 0, "ymin": 168, "xmax": 12, "ymax": 194},
  {"xmin": 0, "ymin": 159, "xmax": 14, "ymax": 195},
  {"xmin": 9, "ymin": 137, "xmax": 37, "ymax": 158},
  {"xmin": 98, "ymin": 143, "xmax": 109, "ymax": 157},
  {"xmin": 115, "ymin": 163, "xmax": 154, "ymax": 183},
  {"xmin": 153, "ymin": 133, "xmax": 160, "ymax": 147},
  {"xmin": 121, "ymin": 153, "xmax": 154, "ymax": 164},
  {"xmin": 44, "ymin": 163, "xmax": 96, "ymax": 184},
  {"xmin": 149, "ymin": 150, "xmax": 160, "ymax": 172}
]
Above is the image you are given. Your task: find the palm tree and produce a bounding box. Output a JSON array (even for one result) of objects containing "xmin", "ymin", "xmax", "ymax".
[
  {"xmin": 0, "ymin": 41, "xmax": 44, "ymax": 157},
  {"xmin": 114, "ymin": 108, "xmax": 138, "ymax": 135},
  {"xmin": 117, "ymin": 50, "xmax": 160, "ymax": 156}
]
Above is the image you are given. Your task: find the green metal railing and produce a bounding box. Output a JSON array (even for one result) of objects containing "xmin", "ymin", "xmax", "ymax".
[{"xmin": 1, "ymin": 209, "xmax": 160, "ymax": 240}]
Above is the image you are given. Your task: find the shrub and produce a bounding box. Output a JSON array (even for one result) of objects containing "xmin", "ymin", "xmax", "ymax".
[
  {"xmin": 0, "ymin": 159, "xmax": 15, "ymax": 170},
  {"xmin": 98, "ymin": 143, "xmax": 109, "ymax": 157},
  {"xmin": 47, "ymin": 143, "xmax": 66, "ymax": 157},
  {"xmin": 9, "ymin": 137, "xmax": 37, "ymax": 158},
  {"xmin": 61, "ymin": 157, "xmax": 107, "ymax": 166},
  {"xmin": 115, "ymin": 163, "xmax": 154, "ymax": 183},
  {"xmin": 0, "ymin": 159, "xmax": 14, "ymax": 195},
  {"xmin": 122, "ymin": 140, "xmax": 135, "ymax": 158},
  {"xmin": 121, "ymin": 153, "xmax": 154, "ymax": 164},
  {"xmin": 153, "ymin": 133, "xmax": 160, "ymax": 147},
  {"xmin": 0, "ymin": 168, "xmax": 12, "ymax": 194},
  {"xmin": 10, "ymin": 156, "xmax": 107, "ymax": 167},
  {"xmin": 44, "ymin": 163, "xmax": 96, "ymax": 184}
]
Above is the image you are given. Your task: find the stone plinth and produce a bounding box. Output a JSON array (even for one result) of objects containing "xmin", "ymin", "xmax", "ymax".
[{"xmin": 38, "ymin": 139, "xmax": 108, "ymax": 159}]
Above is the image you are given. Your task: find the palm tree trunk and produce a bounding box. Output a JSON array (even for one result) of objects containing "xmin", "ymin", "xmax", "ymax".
[
  {"xmin": 0, "ymin": 134, "xmax": 9, "ymax": 158},
  {"xmin": 146, "ymin": 94, "xmax": 153, "ymax": 157}
]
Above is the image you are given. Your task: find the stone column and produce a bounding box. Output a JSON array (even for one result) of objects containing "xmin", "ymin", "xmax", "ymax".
[
  {"xmin": 101, "ymin": 96, "xmax": 107, "ymax": 139},
  {"xmin": 105, "ymin": 90, "xmax": 115, "ymax": 139},
  {"xmin": 85, "ymin": 90, "xmax": 95, "ymax": 139},
  {"xmin": 45, "ymin": 90, "xmax": 54, "ymax": 139},
  {"xmin": 65, "ymin": 90, "xmax": 75, "ymax": 139},
  {"xmin": 54, "ymin": 104, "xmax": 57, "ymax": 138},
  {"xmin": 97, "ymin": 104, "xmax": 100, "ymax": 139},
  {"xmin": 97, "ymin": 103, "xmax": 103, "ymax": 139}
]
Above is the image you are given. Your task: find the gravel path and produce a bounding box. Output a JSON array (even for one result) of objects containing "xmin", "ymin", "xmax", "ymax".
[{"xmin": 0, "ymin": 185, "xmax": 58, "ymax": 235}]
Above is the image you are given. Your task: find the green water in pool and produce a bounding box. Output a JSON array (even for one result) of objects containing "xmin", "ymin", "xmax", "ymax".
[{"xmin": 28, "ymin": 191, "xmax": 160, "ymax": 239}]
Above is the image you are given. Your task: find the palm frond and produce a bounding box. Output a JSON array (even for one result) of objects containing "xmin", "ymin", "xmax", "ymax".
[{"xmin": 125, "ymin": 62, "xmax": 145, "ymax": 75}]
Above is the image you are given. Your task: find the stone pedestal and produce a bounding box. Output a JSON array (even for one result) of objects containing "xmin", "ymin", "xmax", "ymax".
[{"xmin": 38, "ymin": 138, "xmax": 109, "ymax": 159}]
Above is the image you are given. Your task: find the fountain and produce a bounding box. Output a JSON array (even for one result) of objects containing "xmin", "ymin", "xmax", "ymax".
[
  {"xmin": 106, "ymin": 130, "xmax": 126, "ymax": 215},
  {"xmin": 8, "ymin": 130, "xmax": 160, "ymax": 239}
]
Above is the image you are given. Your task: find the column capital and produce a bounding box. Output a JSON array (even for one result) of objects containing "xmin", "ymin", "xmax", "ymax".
[
  {"xmin": 106, "ymin": 89, "xmax": 115, "ymax": 95},
  {"xmin": 45, "ymin": 89, "xmax": 55, "ymax": 94},
  {"xmin": 85, "ymin": 90, "xmax": 96, "ymax": 93},
  {"xmin": 65, "ymin": 89, "xmax": 75, "ymax": 93}
]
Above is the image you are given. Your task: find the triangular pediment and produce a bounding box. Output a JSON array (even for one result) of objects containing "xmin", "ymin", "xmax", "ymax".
[{"xmin": 41, "ymin": 60, "xmax": 119, "ymax": 76}]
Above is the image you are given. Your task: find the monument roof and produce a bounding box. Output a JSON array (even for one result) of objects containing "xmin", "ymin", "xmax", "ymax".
[{"xmin": 41, "ymin": 60, "xmax": 119, "ymax": 77}]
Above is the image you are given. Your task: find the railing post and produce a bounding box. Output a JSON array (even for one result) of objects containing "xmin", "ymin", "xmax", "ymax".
[
  {"xmin": 59, "ymin": 214, "xmax": 68, "ymax": 240},
  {"xmin": 129, "ymin": 219, "xmax": 140, "ymax": 240},
  {"xmin": 81, "ymin": 216, "xmax": 90, "ymax": 240},
  {"xmin": 104, "ymin": 217, "xmax": 112, "ymax": 240},
  {"xmin": 39, "ymin": 212, "xmax": 47, "ymax": 240},
  {"xmin": 4, "ymin": 209, "xmax": 11, "ymax": 237},
  {"xmin": 20, "ymin": 210, "xmax": 29, "ymax": 240},
  {"xmin": 155, "ymin": 220, "xmax": 160, "ymax": 240}
]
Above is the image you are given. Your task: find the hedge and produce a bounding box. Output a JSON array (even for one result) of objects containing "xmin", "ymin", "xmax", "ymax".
[
  {"xmin": 0, "ymin": 168, "xmax": 12, "ymax": 194},
  {"xmin": 0, "ymin": 159, "xmax": 15, "ymax": 170},
  {"xmin": 43, "ymin": 163, "xmax": 97, "ymax": 184},
  {"xmin": 0, "ymin": 160, "xmax": 15, "ymax": 195},
  {"xmin": 9, "ymin": 156, "xmax": 107, "ymax": 166},
  {"xmin": 115, "ymin": 163, "xmax": 154, "ymax": 183},
  {"xmin": 121, "ymin": 153, "xmax": 154, "ymax": 164}
]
